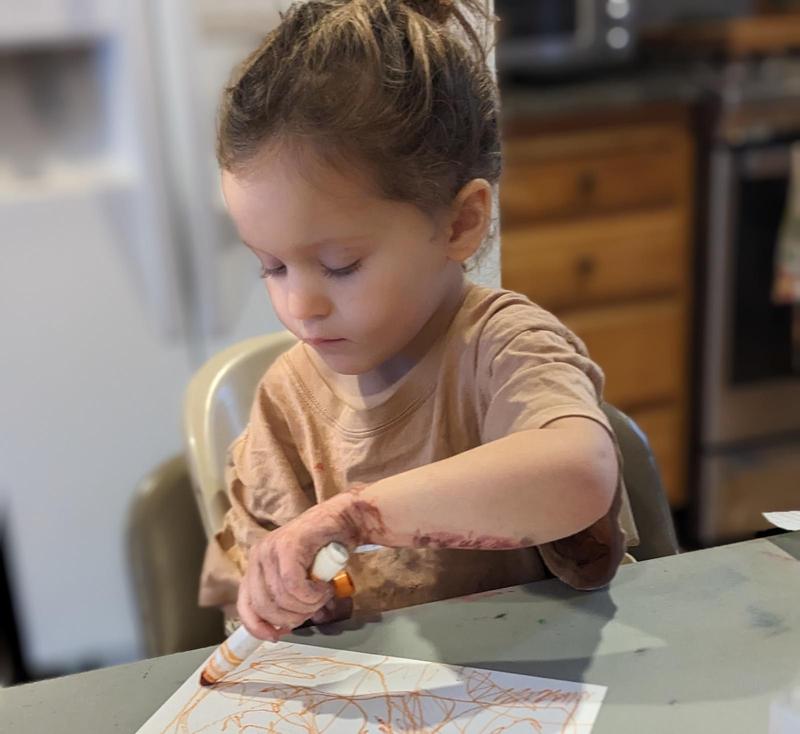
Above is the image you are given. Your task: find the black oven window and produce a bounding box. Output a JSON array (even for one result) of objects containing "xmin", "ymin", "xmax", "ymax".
[
  {"xmin": 731, "ymin": 168, "xmax": 795, "ymax": 384},
  {"xmin": 497, "ymin": 0, "xmax": 577, "ymax": 40}
]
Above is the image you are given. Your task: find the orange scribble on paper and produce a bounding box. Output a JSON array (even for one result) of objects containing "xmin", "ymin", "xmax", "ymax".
[{"xmin": 157, "ymin": 644, "xmax": 600, "ymax": 734}]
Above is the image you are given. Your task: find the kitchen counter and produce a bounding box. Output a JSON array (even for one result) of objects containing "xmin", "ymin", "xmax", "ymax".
[{"xmin": 499, "ymin": 63, "xmax": 705, "ymax": 123}]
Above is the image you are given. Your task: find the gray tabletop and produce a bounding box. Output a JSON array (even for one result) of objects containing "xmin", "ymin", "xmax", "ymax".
[{"xmin": 3, "ymin": 532, "xmax": 799, "ymax": 733}]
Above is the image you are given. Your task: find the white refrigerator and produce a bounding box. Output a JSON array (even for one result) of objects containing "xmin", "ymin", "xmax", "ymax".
[{"xmin": 0, "ymin": 0, "xmax": 499, "ymax": 675}]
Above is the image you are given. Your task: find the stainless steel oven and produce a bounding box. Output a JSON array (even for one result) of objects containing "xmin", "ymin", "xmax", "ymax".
[
  {"xmin": 494, "ymin": 0, "xmax": 638, "ymax": 77},
  {"xmin": 696, "ymin": 69, "xmax": 800, "ymax": 544}
]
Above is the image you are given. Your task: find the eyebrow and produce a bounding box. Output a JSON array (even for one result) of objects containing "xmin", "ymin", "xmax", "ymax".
[{"xmin": 241, "ymin": 236, "xmax": 369, "ymax": 254}]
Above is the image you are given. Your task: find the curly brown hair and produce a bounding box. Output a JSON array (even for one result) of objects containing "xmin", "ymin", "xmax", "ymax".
[{"xmin": 216, "ymin": 0, "xmax": 501, "ymax": 223}]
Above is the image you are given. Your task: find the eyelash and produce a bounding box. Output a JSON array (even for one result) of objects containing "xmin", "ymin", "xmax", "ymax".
[{"xmin": 259, "ymin": 261, "xmax": 362, "ymax": 279}]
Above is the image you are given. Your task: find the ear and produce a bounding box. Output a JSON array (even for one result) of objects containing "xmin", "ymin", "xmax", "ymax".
[{"xmin": 442, "ymin": 178, "xmax": 493, "ymax": 263}]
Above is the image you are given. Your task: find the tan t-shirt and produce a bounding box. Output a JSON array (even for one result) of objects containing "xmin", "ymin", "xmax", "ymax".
[{"xmin": 199, "ymin": 282, "xmax": 637, "ymax": 615}]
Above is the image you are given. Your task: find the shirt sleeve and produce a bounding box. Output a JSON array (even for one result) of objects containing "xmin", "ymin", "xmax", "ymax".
[
  {"xmin": 198, "ymin": 364, "xmax": 314, "ymax": 609},
  {"xmin": 478, "ymin": 315, "xmax": 630, "ymax": 590},
  {"xmin": 481, "ymin": 325, "xmax": 611, "ymax": 443}
]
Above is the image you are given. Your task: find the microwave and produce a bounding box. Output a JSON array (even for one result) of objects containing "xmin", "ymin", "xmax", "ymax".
[{"xmin": 494, "ymin": 0, "xmax": 639, "ymax": 77}]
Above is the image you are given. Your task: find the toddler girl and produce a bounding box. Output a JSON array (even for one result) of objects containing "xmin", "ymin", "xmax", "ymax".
[{"xmin": 199, "ymin": 0, "xmax": 637, "ymax": 640}]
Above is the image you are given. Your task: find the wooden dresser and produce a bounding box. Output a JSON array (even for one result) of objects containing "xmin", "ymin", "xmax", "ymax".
[{"xmin": 499, "ymin": 105, "xmax": 695, "ymax": 508}]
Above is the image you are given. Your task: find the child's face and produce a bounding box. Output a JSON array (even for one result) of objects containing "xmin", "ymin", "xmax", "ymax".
[{"xmin": 221, "ymin": 148, "xmax": 464, "ymax": 375}]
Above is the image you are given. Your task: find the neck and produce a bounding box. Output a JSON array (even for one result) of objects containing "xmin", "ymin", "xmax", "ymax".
[{"xmin": 363, "ymin": 271, "xmax": 467, "ymax": 392}]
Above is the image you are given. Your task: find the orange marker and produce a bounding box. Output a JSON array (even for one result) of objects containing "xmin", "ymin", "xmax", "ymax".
[{"xmin": 199, "ymin": 542, "xmax": 355, "ymax": 686}]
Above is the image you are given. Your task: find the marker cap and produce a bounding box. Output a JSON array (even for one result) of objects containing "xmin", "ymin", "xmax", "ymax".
[{"xmin": 310, "ymin": 541, "xmax": 350, "ymax": 582}]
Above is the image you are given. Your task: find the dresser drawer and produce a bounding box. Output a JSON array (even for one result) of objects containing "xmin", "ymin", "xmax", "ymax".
[
  {"xmin": 626, "ymin": 403, "xmax": 685, "ymax": 507},
  {"xmin": 500, "ymin": 127, "xmax": 688, "ymax": 225},
  {"xmin": 502, "ymin": 208, "xmax": 687, "ymax": 311},
  {"xmin": 561, "ymin": 299, "xmax": 684, "ymax": 410}
]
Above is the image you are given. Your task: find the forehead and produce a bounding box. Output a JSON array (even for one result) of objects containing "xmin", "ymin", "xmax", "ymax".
[{"xmin": 221, "ymin": 148, "xmax": 387, "ymax": 251}]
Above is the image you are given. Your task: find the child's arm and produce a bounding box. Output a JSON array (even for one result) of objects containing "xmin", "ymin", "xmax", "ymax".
[
  {"xmin": 347, "ymin": 416, "xmax": 616, "ymax": 548},
  {"xmin": 237, "ymin": 415, "xmax": 617, "ymax": 640}
]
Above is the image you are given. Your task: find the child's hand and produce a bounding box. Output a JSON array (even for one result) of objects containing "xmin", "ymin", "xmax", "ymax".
[
  {"xmin": 309, "ymin": 596, "xmax": 354, "ymax": 625},
  {"xmin": 236, "ymin": 493, "xmax": 364, "ymax": 641}
]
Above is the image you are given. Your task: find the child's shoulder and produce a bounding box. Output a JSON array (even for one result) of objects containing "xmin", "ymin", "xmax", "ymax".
[
  {"xmin": 253, "ymin": 340, "xmax": 306, "ymax": 402},
  {"xmin": 460, "ymin": 283, "xmax": 586, "ymax": 359},
  {"xmin": 464, "ymin": 282, "xmax": 562, "ymax": 324}
]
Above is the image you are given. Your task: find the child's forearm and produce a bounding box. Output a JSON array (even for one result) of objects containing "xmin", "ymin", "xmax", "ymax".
[{"xmin": 343, "ymin": 417, "xmax": 618, "ymax": 550}]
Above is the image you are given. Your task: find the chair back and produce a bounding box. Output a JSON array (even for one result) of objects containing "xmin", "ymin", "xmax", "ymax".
[
  {"xmin": 601, "ymin": 402, "xmax": 680, "ymax": 560},
  {"xmin": 184, "ymin": 331, "xmax": 297, "ymax": 538},
  {"xmin": 126, "ymin": 455, "xmax": 224, "ymax": 656}
]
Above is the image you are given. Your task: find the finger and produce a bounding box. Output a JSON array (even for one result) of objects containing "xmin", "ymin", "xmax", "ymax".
[
  {"xmin": 276, "ymin": 567, "xmax": 333, "ymax": 618},
  {"xmin": 247, "ymin": 562, "xmax": 310, "ymax": 631},
  {"xmin": 262, "ymin": 559, "xmax": 323, "ymax": 615},
  {"xmin": 246, "ymin": 558, "xmax": 277, "ymax": 618},
  {"xmin": 274, "ymin": 543, "xmax": 335, "ymax": 608},
  {"xmin": 247, "ymin": 542, "xmax": 312, "ymax": 624},
  {"xmin": 310, "ymin": 596, "xmax": 353, "ymax": 625},
  {"xmin": 309, "ymin": 599, "xmax": 334, "ymax": 625},
  {"xmin": 237, "ymin": 581, "xmax": 280, "ymax": 642},
  {"xmin": 242, "ymin": 559, "xmax": 305, "ymax": 635},
  {"xmin": 256, "ymin": 556, "xmax": 319, "ymax": 622}
]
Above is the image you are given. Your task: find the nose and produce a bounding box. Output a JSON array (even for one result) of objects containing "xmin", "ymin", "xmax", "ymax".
[{"xmin": 285, "ymin": 276, "xmax": 331, "ymax": 321}]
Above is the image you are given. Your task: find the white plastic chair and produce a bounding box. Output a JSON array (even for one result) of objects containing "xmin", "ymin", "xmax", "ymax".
[{"xmin": 183, "ymin": 331, "xmax": 297, "ymax": 538}]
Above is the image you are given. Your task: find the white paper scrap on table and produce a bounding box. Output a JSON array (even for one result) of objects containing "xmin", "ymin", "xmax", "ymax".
[
  {"xmin": 763, "ymin": 511, "xmax": 800, "ymax": 531},
  {"xmin": 136, "ymin": 641, "xmax": 607, "ymax": 733}
]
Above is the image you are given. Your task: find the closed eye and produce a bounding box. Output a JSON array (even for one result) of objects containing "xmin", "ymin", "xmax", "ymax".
[
  {"xmin": 323, "ymin": 260, "xmax": 362, "ymax": 278},
  {"xmin": 259, "ymin": 260, "xmax": 362, "ymax": 279},
  {"xmin": 259, "ymin": 264, "xmax": 286, "ymax": 279}
]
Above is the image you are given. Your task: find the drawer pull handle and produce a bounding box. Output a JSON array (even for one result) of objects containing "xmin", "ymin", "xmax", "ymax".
[
  {"xmin": 575, "ymin": 255, "xmax": 597, "ymax": 277},
  {"xmin": 577, "ymin": 170, "xmax": 598, "ymax": 198}
]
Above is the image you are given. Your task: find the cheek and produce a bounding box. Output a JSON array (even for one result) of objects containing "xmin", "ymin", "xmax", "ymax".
[
  {"xmin": 264, "ymin": 280, "xmax": 290, "ymax": 324},
  {"xmin": 353, "ymin": 274, "xmax": 431, "ymax": 338},
  {"xmin": 356, "ymin": 271, "xmax": 406, "ymax": 318},
  {"xmin": 264, "ymin": 279, "xmax": 278, "ymax": 307}
]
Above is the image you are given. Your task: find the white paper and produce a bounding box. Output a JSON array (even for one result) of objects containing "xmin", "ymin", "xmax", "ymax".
[
  {"xmin": 136, "ymin": 641, "xmax": 606, "ymax": 733},
  {"xmin": 763, "ymin": 511, "xmax": 800, "ymax": 531}
]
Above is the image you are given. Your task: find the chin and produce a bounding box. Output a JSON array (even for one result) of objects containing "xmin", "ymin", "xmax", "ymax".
[{"xmin": 317, "ymin": 352, "xmax": 377, "ymax": 376}]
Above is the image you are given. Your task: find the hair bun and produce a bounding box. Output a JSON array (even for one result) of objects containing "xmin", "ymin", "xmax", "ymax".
[{"xmin": 405, "ymin": 0, "xmax": 456, "ymax": 24}]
